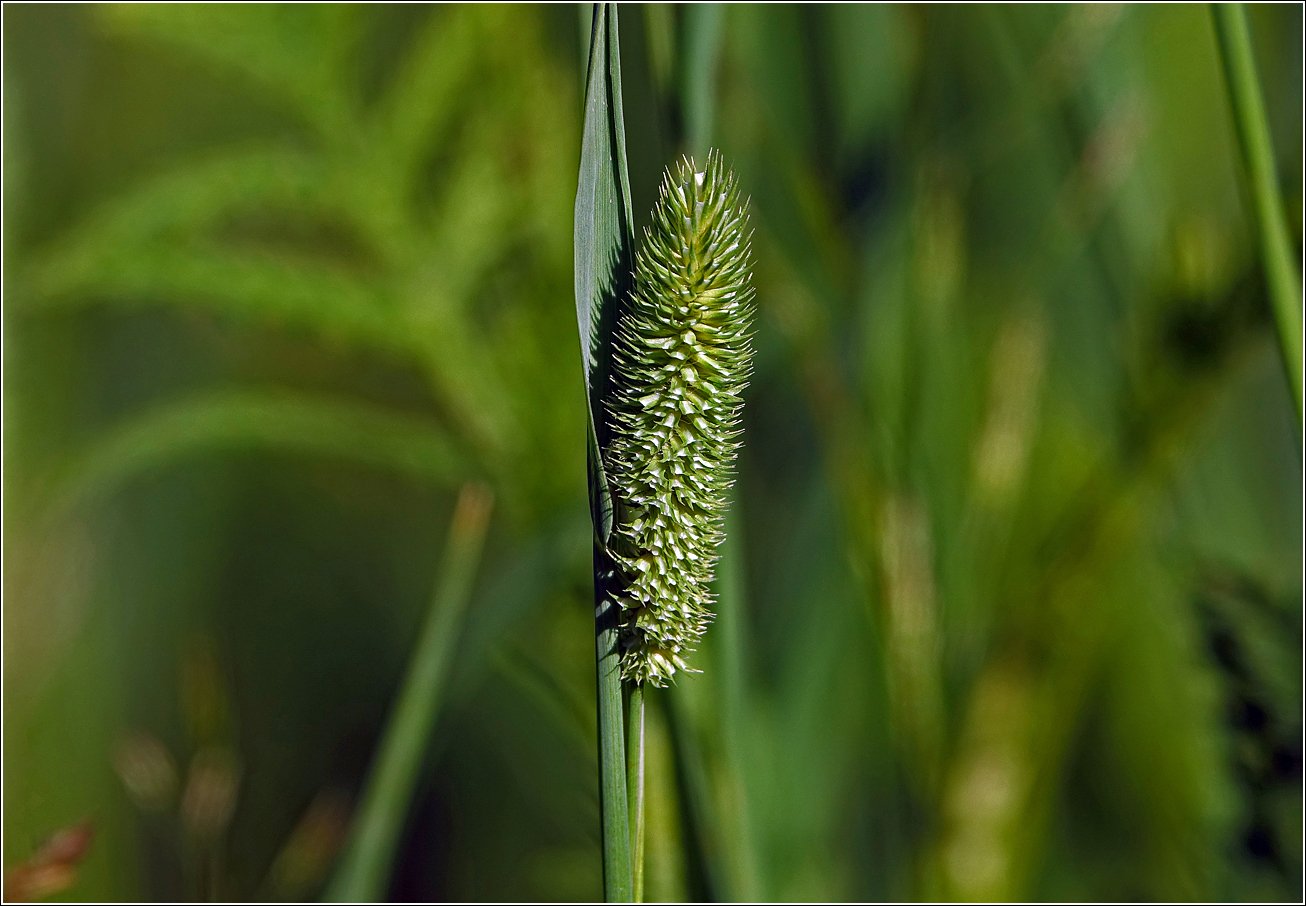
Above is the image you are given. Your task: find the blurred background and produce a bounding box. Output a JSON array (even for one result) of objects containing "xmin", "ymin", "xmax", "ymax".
[{"xmin": 2, "ymin": 3, "xmax": 1301, "ymax": 902}]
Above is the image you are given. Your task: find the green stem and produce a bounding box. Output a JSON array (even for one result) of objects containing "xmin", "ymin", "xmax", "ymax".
[
  {"xmin": 596, "ymin": 545, "xmax": 633, "ymax": 901},
  {"xmin": 577, "ymin": 3, "xmax": 635, "ymax": 899},
  {"xmin": 325, "ymin": 484, "xmax": 493, "ymax": 902},
  {"xmin": 1212, "ymin": 3, "xmax": 1303, "ymax": 427},
  {"xmin": 627, "ymin": 683, "xmax": 647, "ymax": 902}
]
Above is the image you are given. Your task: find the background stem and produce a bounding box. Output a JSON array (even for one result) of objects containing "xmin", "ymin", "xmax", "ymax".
[
  {"xmin": 1212, "ymin": 2, "xmax": 1304, "ymax": 427},
  {"xmin": 325, "ymin": 484, "xmax": 493, "ymax": 902},
  {"xmin": 627, "ymin": 683, "xmax": 646, "ymax": 902},
  {"xmin": 681, "ymin": 3, "xmax": 724, "ymax": 159}
]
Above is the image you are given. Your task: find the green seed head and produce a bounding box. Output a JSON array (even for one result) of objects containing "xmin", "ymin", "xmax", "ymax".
[{"xmin": 605, "ymin": 150, "xmax": 755, "ymax": 687}]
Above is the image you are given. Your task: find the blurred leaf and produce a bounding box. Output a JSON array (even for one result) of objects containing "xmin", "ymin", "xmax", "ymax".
[
  {"xmin": 825, "ymin": 4, "xmax": 917, "ymax": 164},
  {"xmin": 113, "ymin": 732, "xmax": 179, "ymax": 813},
  {"xmin": 642, "ymin": 694, "xmax": 688, "ymax": 903},
  {"xmin": 266, "ymin": 789, "xmax": 351, "ymax": 900},
  {"xmin": 27, "ymin": 245, "xmax": 409, "ymax": 355},
  {"xmin": 39, "ymin": 389, "xmax": 469, "ymax": 521},
  {"xmin": 23, "ymin": 148, "xmax": 330, "ymax": 263},
  {"xmin": 326, "ymin": 483, "xmax": 493, "ymax": 902},
  {"xmin": 99, "ymin": 4, "xmax": 361, "ymax": 139},
  {"xmin": 681, "ymin": 4, "xmax": 724, "ymax": 158},
  {"xmin": 3, "ymin": 819, "xmax": 95, "ymax": 903},
  {"xmin": 708, "ymin": 502, "xmax": 762, "ymax": 901},
  {"xmin": 366, "ymin": 8, "xmax": 479, "ymax": 205},
  {"xmin": 448, "ymin": 510, "xmax": 591, "ymax": 705}
]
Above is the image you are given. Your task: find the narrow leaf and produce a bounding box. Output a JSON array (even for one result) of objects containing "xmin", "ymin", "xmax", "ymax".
[
  {"xmin": 36, "ymin": 389, "xmax": 468, "ymax": 524},
  {"xmin": 25, "ymin": 245, "xmax": 412, "ymax": 358},
  {"xmin": 1211, "ymin": 2, "xmax": 1304, "ymax": 427},
  {"xmin": 575, "ymin": 0, "xmax": 635, "ymax": 523},
  {"xmin": 574, "ymin": 3, "xmax": 635, "ymax": 900},
  {"xmin": 325, "ymin": 483, "xmax": 494, "ymax": 902},
  {"xmin": 681, "ymin": 4, "xmax": 725, "ymax": 158},
  {"xmin": 99, "ymin": 4, "xmax": 360, "ymax": 140}
]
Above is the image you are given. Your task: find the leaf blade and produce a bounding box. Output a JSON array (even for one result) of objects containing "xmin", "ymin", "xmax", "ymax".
[
  {"xmin": 35, "ymin": 389, "xmax": 470, "ymax": 523},
  {"xmin": 324, "ymin": 483, "xmax": 494, "ymax": 902},
  {"xmin": 574, "ymin": 4, "xmax": 635, "ymax": 900}
]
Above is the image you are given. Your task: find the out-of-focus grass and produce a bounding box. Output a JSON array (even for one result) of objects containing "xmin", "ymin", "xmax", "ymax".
[{"xmin": 2, "ymin": 4, "xmax": 1300, "ymax": 902}]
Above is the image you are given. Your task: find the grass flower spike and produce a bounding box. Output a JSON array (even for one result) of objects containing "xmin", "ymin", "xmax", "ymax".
[{"xmin": 605, "ymin": 150, "xmax": 755, "ymax": 687}]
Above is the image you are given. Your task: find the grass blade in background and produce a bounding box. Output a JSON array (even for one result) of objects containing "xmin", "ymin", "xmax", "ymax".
[
  {"xmin": 574, "ymin": 3, "xmax": 635, "ymax": 899},
  {"xmin": 325, "ymin": 483, "xmax": 493, "ymax": 902},
  {"xmin": 712, "ymin": 502, "xmax": 761, "ymax": 901},
  {"xmin": 664, "ymin": 690, "xmax": 724, "ymax": 902},
  {"xmin": 681, "ymin": 4, "xmax": 724, "ymax": 159},
  {"xmin": 34, "ymin": 390, "xmax": 470, "ymax": 526},
  {"xmin": 668, "ymin": 8, "xmax": 757, "ymax": 899},
  {"xmin": 1212, "ymin": 2, "xmax": 1304, "ymax": 426}
]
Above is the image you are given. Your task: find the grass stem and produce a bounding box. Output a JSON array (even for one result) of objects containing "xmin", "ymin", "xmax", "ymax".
[
  {"xmin": 576, "ymin": 3, "xmax": 636, "ymax": 898},
  {"xmin": 325, "ymin": 483, "xmax": 493, "ymax": 902},
  {"xmin": 596, "ymin": 546, "xmax": 633, "ymax": 901},
  {"xmin": 1212, "ymin": 3, "xmax": 1303, "ymax": 427},
  {"xmin": 627, "ymin": 683, "xmax": 647, "ymax": 902}
]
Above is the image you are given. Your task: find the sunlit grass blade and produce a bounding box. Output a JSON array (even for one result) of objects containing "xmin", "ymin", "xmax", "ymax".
[
  {"xmin": 26, "ymin": 245, "xmax": 409, "ymax": 356},
  {"xmin": 325, "ymin": 483, "xmax": 493, "ymax": 902},
  {"xmin": 33, "ymin": 389, "xmax": 469, "ymax": 525},
  {"xmin": 98, "ymin": 3, "xmax": 360, "ymax": 140},
  {"xmin": 1211, "ymin": 2, "xmax": 1304, "ymax": 427},
  {"xmin": 20, "ymin": 149, "xmax": 327, "ymax": 259},
  {"xmin": 574, "ymin": 2, "xmax": 636, "ymax": 899},
  {"xmin": 681, "ymin": 3, "xmax": 724, "ymax": 158}
]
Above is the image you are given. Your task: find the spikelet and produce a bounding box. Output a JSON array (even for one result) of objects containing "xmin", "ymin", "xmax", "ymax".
[{"xmin": 604, "ymin": 150, "xmax": 755, "ymax": 686}]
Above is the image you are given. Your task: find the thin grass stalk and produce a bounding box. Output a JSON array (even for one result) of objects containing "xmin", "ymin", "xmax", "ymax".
[
  {"xmin": 626, "ymin": 683, "xmax": 647, "ymax": 902},
  {"xmin": 1211, "ymin": 3, "xmax": 1304, "ymax": 427},
  {"xmin": 325, "ymin": 483, "xmax": 493, "ymax": 901},
  {"xmin": 596, "ymin": 545, "xmax": 633, "ymax": 902},
  {"xmin": 575, "ymin": 4, "xmax": 635, "ymax": 897}
]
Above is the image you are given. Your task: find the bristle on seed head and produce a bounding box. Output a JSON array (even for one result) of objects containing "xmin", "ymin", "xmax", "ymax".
[{"xmin": 604, "ymin": 150, "xmax": 755, "ymax": 687}]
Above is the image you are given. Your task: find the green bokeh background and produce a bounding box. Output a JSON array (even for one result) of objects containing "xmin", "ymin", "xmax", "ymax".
[{"xmin": 3, "ymin": 4, "xmax": 1301, "ymax": 902}]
